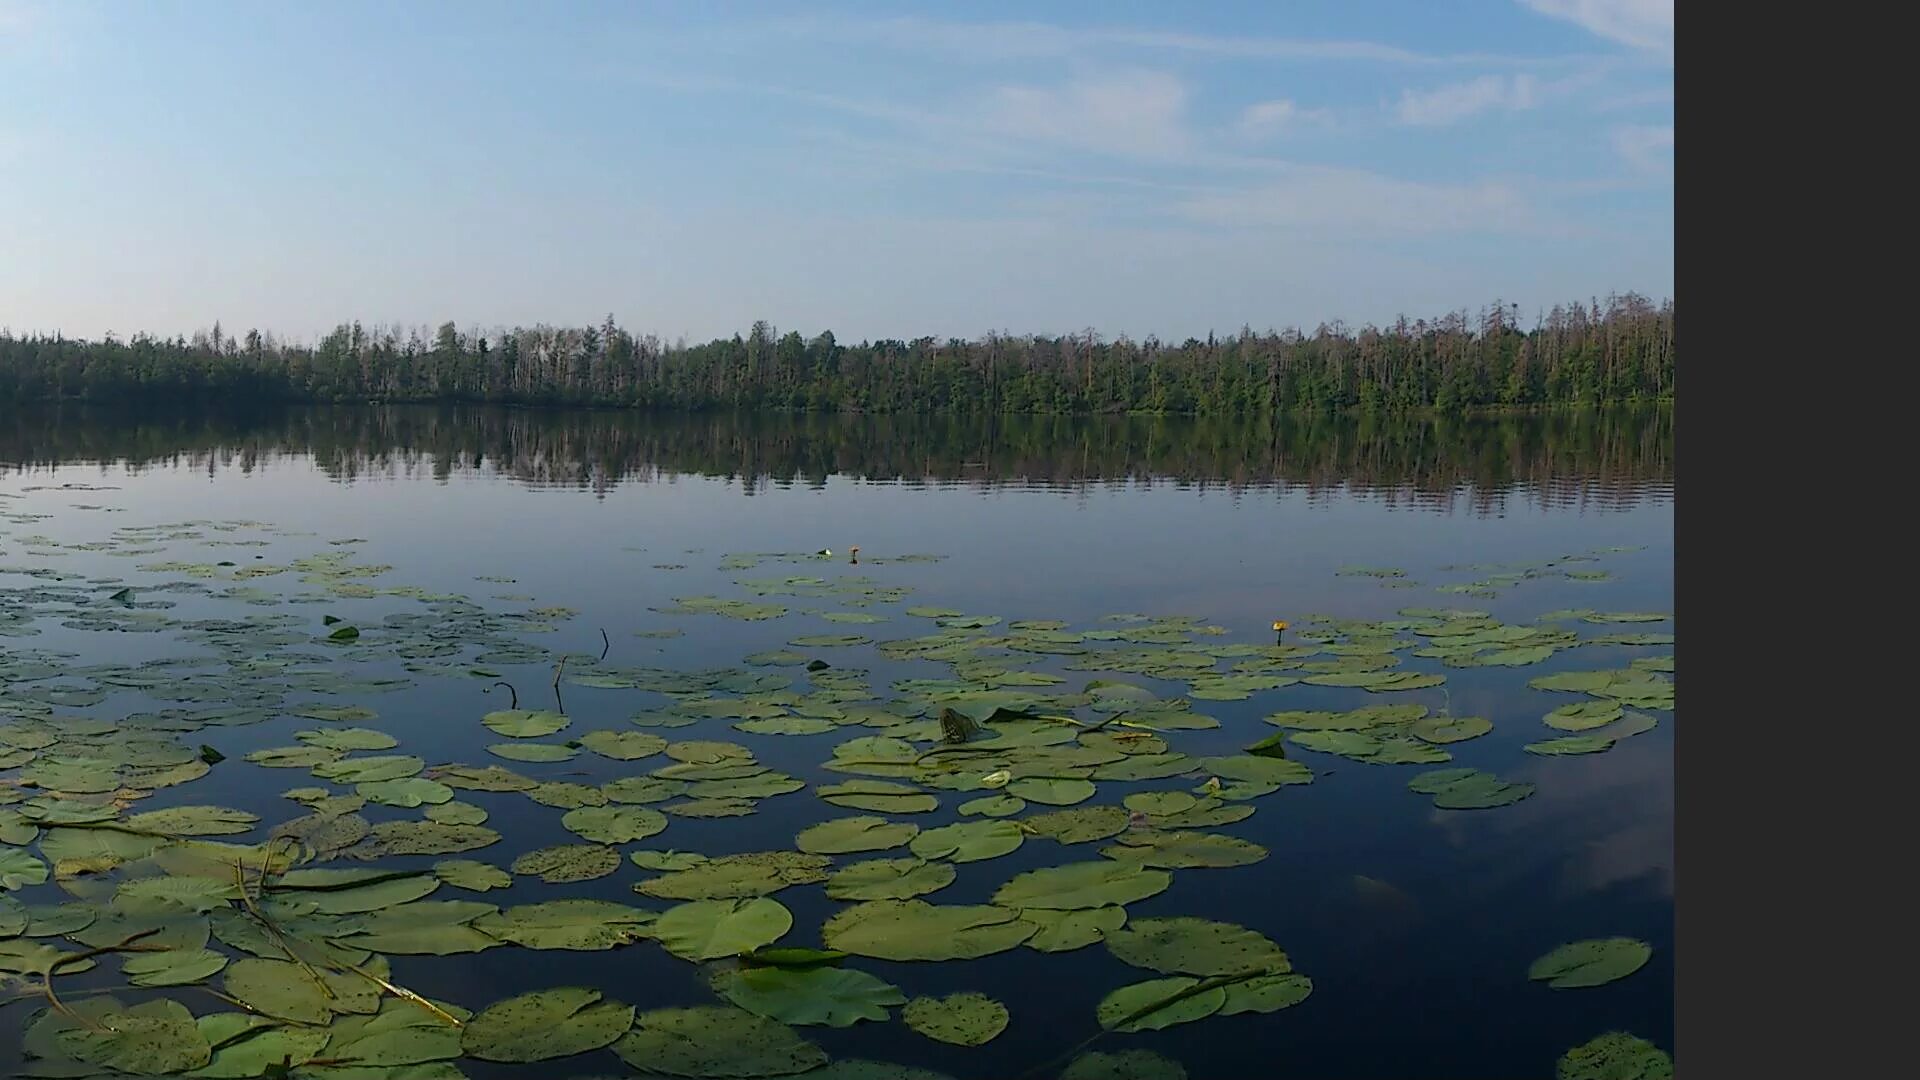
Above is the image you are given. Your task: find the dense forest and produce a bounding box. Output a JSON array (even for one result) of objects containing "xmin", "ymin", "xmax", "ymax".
[
  {"xmin": 0, "ymin": 295, "xmax": 1672, "ymax": 414},
  {"xmin": 1, "ymin": 404, "xmax": 1672, "ymax": 515}
]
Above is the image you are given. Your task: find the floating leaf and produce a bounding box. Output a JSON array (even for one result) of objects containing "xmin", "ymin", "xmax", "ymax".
[
  {"xmin": 1555, "ymin": 1031, "xmax": 1674, "ymax": 1080},
  {"xmin": 354, "ymin": 820, "xmax": 502, "ymax": 857},
  {"xmin": 433, "ymin": 859, "xmax": 512, "ymax": 892},
  {"xmin": 817, "ymin": 780, "xmax": 940, "ymax": 814},
  {"xmin": 994, "ymin": 861, "xmax": 1171, "ymax": 910},
  {"xmin": 0, "ymin": 848, "xmax": 50, "ymax": 889},
  {"xmin": 715, "ymin": 965, "xmax": 906, "ymax": 1028},
  {"xmin": 123, "ymin": 805, "xmax": 260, "ymax": 836},
  {"xmin": 1060, "ymin": 1050, "xmax": 1190, "ymax": 1080},
  {"xmin": 1103, "ymin": 830, "xmax": 1267, "ymax": 869},
  {"xmin": 475, "ymin": 899, "xmax": 658, "ymax": 950},
  {"xmin": 1410, "ymin": 715, "xmax": 1493, "ymax": 744},
  {"xmin": 223, "ymin": 957, "xmax": 376, "ymax": 1023},
  {"xmin": 1096, "ymin": 977, "xmax": 1226, "ymax": 1032},
  {"xmin": 615, "ymin": 1006, "xmax": 828, "ymax": 1078},
  {"xmin": 55, "ymin": 999, "xmax": 212, "ymax": 1073},
  {"xmin": 822, "ymin": 900, "xmax": 1036, "ymax": 961},
  {"xmin": 908, "ymin": 819, "xmax": 1025, "ymax": 863},
  {"xmin": 638, "ymin": 852, "xmax": 832, "ymax": 900},
  {"xmin": 461, "ymin": 986, "xmax": 635, "ymax": 1063},
  {"xmin": 1020, "ymin": 906, "xmax": 1128, "ymax": 952},
  {"xmin": 958, "ymin": 794, "xmax": 1025, "ymax": 817},
  {"xmin": 1218, "ymin": 972, "xmax": 1312, "ymax": 1015},
  {"xmin": 797, "ymin": 816, "xmax": 919, "ymax": 855},
  {"xmin": 122, "ymin": 947, "xmax": 229, "ymax": 987},
  {"xmin": 1525, "ymin": 735, "xmax": 1617, "ymax": 755},
  {"xmin": 1408, "ymin": 768, "xmax": 1537, "ymax": 810},
  {"xmin": 825, "ymin": 858, "xmax": 956, "ymax": 901},
  {"xmin": 579, "ymin": 730, "xmax": 669, "ymax": 760},
  {"xmin": 487, "ymin": 741, "xmax": 578, "ymax": 763},
  {"xmin": 1005, "ymin": 777, "xmax": 1096, "ymax": 806},
  {"xmin": 511, "ymin": 844, "xmax": 621, "ymax": 883},
  {"xmin": 1104, "ymin": 917, "xmax": 1290, "ymax": 976},
  {"xmin": 902, "ymin": 993, "xmax": 1008, "ymax": 1046},
  {"xmin": 562, "ymin": 805, "xmax": 669, "ymax": 844},
  {"xmin": 654, "ymin": 897, "xmax": 793, "ymax": 960},
  {"xmin": 1528, "ymin": 938, "xmax": 1653, "ymax": 988},
  {"xmin": 1023, "ymin": 805, "xmax": 1130, "ymax": 844},
  {"xmin": 482, "ymin": 709, "xmax": 570, "ymax": 738}
]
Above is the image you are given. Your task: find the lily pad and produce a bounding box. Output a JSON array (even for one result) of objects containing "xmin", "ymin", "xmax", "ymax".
[
  {"xmin": 562, "ymin": 805, "xmax": 670, "ymax": 844},
  {"xmin": 1555, "ymin": 1031, "xmax": 1674, "ymax": 1079},
  {"xmin": 55, "ymin": 999, "xmax": 212, "ymax": 1074},
  {"xmin": 1104, "ymin": 917, "xmax": 1290, "ymax": 976},
  {"xmin": 1526, "ymin": 735, "xmax": 1617, "ymax": 755},
  {"xmin": 1103, "ymin": 830, "xmax": 1267, "ymax": 869},
  {"xmin": 1005, "ymin": 777, "xmax": 1097, "ymax": 806},
  {"xmin": 993, "ymin": 860, "xmax": 1172, "ymax": 910},
  {"xmin": 714, "ymin": 965, "xmax": 906, "ymax": 1028},
  {"xmin": 902, "ymin": 992, "xmax": 1008, "ymax": 1046},
  {"xmin": 654, "ymin": 897, "xmax": 793, "ymax": 960},
  {"xmin": 1096, "ymin": 977, "xmax": 1226, "ymax": 1032},
  {"xmin": 1023, "ymin": 805, "xmax": 1130, "ymax": 844},
  {"xmin": 638, "ymin": 852, "xmax": 832, "ymax": 900},
  {"xmin": 1528, "ymin": 938, "xmax": 1653, "ymax": 988},
  {"xmin": 579, "ymin": 730, "xmax": 669, "ymax": 759},
  {"xmin": 1019, "ymin": 905, "xmax": 1128, "ymax": 952},
  {"xmin": 511, "ymin": 843, "xmax": 622, "ymax": 883},
  {"xmin": 614, "ymin": 1006, "xmax": 828, "ymax": 1078},
  {"xmin": 1218, "ymin": 972, "xmax": 1313, "ymax": 1015},
  {"xmin": 1545, "ymin": 700, "xmax": 1625, "ymax": 731},
  {"xmin": 461, "ymin": 986, "xmax": 635, "ymax": 1063},
  {"xmin": 908, "ymin": 819, "xmax": 1025, "ymax": 863},
  {"xmin": 797, "ymin": 816, "xmax": 919, "ymax": 855},
  {"xmin": 1060, "ymin": 1050, "xmax": 1190, "ymax": 1080},
  {"xmin": 475, "ymin": 899, "xmax": 658, "ymax": 950},
  {"xmin": 482, "ymin": 709, "xmax": 570, "ymax": 738},
  {"xmin": 1410, "ymin": 715, "xmax": 1493, "ymax": 744},
  {"xmin": 825, "ymin": 858, "xmax": 957, "ymax": 901},
  {"xmin": 822, "ymin": 900, "xmax": 1037, "ymax": 961}
]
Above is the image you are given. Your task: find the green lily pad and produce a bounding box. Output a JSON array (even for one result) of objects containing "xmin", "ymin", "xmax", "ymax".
[
  {"xmin": 579, "ymin": 730, "xmax": 669, "ymax": 760},
  {"xmin": 958, "ymin": 794, "xmax": 1026, "ymax": 817},
  {"xmin": 1526, "ymin": 735, "xmax": 1618, "ymax": 755},
  {"xmin": 55, "ymin": 999, "xmax": 212, "ymax": 1073},
  {"xmin": 737, "ymin": 716, "xmax": 838, "ymax": 735},
  {"xmin": 353, "ymin": 820, "xmax": 502, "ymax": 857},
  {"xmin": 511, "ymin": 844, "xmax": 621, "ymax": 883},
  {"xmin": 561, "ymin": 805, "xmax": 669, "ymax": 844},
  {"xmin": 1408, "ymin": 768, "xmax": 1537, "ymax": 810},
  {"xmin": 1103, "ymin": 830, "xmax": 1267, "ymax": 869},
  {"xmin": 1104, "ymin": 917, "xmax": 1291, "ymax": 976},
  {"xmin": 1019, "ymin": 905, "xmax": 1128, "ymax": 952},
  {"xmin": 902, "ymin": 993, "xmax": 1008, "ymax": 1046},
  {"xmin": 1096, "ymin": 977, "xmax": 1226, "ymax": 1032},
  {"xmin": 1060, "ymin": 1050, "xmax": 1190, "ymax": 1080},
  {"xmin": 654, "ymin": 897, "xmax": 793, "ymax": 961},
  {"xmin": 638, "ymin": 852, "xmax": 832, "ymax": 900},
  {"xmin": 482, "ymin": 709, "xmax": 570, "ymax": 738},
  {"xmin": 993, "ymin": 860, "xmax": 1171, "ymax": 910},
  {"xmin": 434, "ymin": 859, "xmax": 512, "ymax": 892},
  {"xmin": 0, "ymin": 848, "xmax": 50, "ymax": 889},
  {"xmin": 1218, "ymin": 972, "xmax": 1313, "ymax": 1015},
  {"xmin": 713, "ymin": 965, "xmax": 906, "ymax": 1028},
  {"xmin": 1555, "ymin": 1031, "xmax": 1673, "ymax": 1079},
  {"xmin": 487, "ymin": 741, "xmax": 578, "ymax": 763},
  {"xmin": 1545, "ymin": 700, "xmax": 1625, "ymax": 731},
  {"xmin": 223, "ymin": 957, "xmax": 376, "ymax": 1023},
  {"xmin": 122, "ymin": 947, "xmax": 229, "ymax": 987},
  {"xmin": 817, "ymin": 780, "xmax": 940, "ymax": 814},
  {"xmin": 425, "ymin": 800, "xmax": 489, "ymax": 825},
  {"xmin": 1528, "ymin": 938, "xmax": 1653, "ymax": 988},
  {"xmin": 1022, "ymin": 805, "xmax": 1130, "ymax": 844},
  {"xmin": 1005, "ymin": 777, "xmax": 1096, "ymax": 806},
  {"xmin": 1409, "ymin": 715, "xmax": 1493, "ymax": 744},
  {"xmin": 461, "ymin": 986, "xmax": 635, "ymax": 1063},
  {"xmin": 797, "ymin": 816, "xmax": 919, "ymax": 855},
  {"xmin": 358, "ymin": 777, "xmax": 455, "ymax": 807},
  {"xmin": 822, "ymin": 900, "xmax": 1037, "ymax": 961},
  {"xmin": 474, "ymin": 899, "xmax": 658, "ymax": 950},
  {"xmin": 908, "ymin": 819, "xmax": 1025, "ymax": 863},
  {"xmin": 825, "ymin": 858, "xmax": 957, "ymax": 901},
  {"xmin": 614, "ymin": 1006, "xmax": 828, "ymax": 1078}
]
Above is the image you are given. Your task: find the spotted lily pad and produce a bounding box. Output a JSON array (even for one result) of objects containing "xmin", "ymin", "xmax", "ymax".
[
  {"xmin": 822, "ymin": 900, "xmax": 1037, "ymax": 961},
  {"xmin": 1555, "ymin": 1031, "xmax": 1674, "ymax": 1079},
  {"xmin": 561, "ymin": 805, "xmax": 669, "ymax": 844},
  {"xmin": 614, "ymin": 1006, "xmax": 828, "ymax": 1078},
  {"xmin": 482, "ymin": 709, "xmax": 570, "ymax": 738},
  {"xmin": 511, "ymin": 844, "xmax": 621, "ymax": 883},
  {"xmin": 1096, "ymin": 977, "xmax": 1227, "ymax": 1032},
  {"xmin": 902, "ymin": 992, "xmax": 1008, "ymax": 1046},
  {"xmin": 908, "ymin": 819, "xmax": 1025, "ymax": 863},
  {"xmin": 1528, "ymin": 938, "xmax": 1653, "ymax": 988},
  {"xmin": 1104, "ymin": 917, "xmax": 1290, "ymax": 976},
  {"xmin": 993, "ymin": 860, "xmax": 1171, "ymax": 910},
  {"xmin": 461, "ymin": 986, "xmax": 635, "ymax": 1063},
  {"xmin": 825, "ymin": 858, "xmax": 957, "ymax": 901},
  {"xmin": 55, "ymin": 999, "xmax": 212, "ymax": 1073},
  {"xmin": 797, "ymin": 816, "xmax": 919, "ymax": 855},
  {"xmin": 474, "ymin": 899, "xmax": 658, "ymax": 950}
]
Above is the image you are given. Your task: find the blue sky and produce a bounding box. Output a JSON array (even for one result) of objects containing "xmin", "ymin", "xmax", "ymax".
[{"xmin": 0, "ymin": 1, "xmax": 1672, "ymax": 344}]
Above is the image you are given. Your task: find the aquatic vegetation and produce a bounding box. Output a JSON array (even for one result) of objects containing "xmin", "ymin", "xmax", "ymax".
[{"xmin": 0, "ymin": 504, "xmax": 1672, "ymax": 1080}]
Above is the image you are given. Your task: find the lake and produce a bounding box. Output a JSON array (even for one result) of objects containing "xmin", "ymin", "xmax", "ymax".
[{"xmin": 0, "ymin": 405, "xmax": 1674, "ymax": 1080}]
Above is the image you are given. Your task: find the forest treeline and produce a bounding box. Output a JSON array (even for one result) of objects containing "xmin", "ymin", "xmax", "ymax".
[
  {"xmin": 1, "ymin": 403, "xmax": 1672, "ymax": 514},
  {"xmin": 0, "ymin": 295, "xmax": 1672, "ymax": 414}
]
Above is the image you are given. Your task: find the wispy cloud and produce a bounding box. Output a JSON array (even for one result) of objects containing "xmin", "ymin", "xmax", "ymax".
[
  {"xmin": 1611, "ymin": 123, "xmax": 1674, "ymax": 172},
  {"xmin": 977, "ymin": 69, "xmax": 1194, "ymax": 160},
  {"xmin": 1236, "ymin": 99, "xmax": 1332, "ymax": 139},
  {"xmin": 1517, "ymin": 0, "xmax": 1674, "ymax": 56},
  {"xmin": 756, "ymin": 14, "xmax": 1587, "ymax": 68},
  {"xmin": 1396, "ymin": 75, "xmax": 1540, "ymax": 126},
  {"xmin": 1176, "ymin": 167, "xmax": 1551, "ymax": 237}
]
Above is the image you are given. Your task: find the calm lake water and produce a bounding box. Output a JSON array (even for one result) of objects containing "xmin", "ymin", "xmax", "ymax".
[{"xmin": 1, "ymin": 406, "xmax": 1673, "ymax": 1080}]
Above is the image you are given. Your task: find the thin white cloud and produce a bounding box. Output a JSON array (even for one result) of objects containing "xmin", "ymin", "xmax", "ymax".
[
  {"xmin": 1176, "ymin": 167, "xmax": 1549, "ymax": 236},
  {"xmin": 1396, "ymin": 75, "xmax": 1540, "ymax": 125},
  {"xmin": 1611, "ymin": 123, "xmax": 1674, "ymax": 172},
  {"xmin": 1236, "ymin": 99, "xmax": 1331, "ymax": 138},
  {"xmin": 975, "ymin": 69, "xmax": 1193, "ymax": 160},
  {"xmin": 1518, "ymin": 0, "xmax": 1674, "ymax": 55},
  {"xmin": 755, "ymin": 14, "xmax": 1585, "ymax": 68}
]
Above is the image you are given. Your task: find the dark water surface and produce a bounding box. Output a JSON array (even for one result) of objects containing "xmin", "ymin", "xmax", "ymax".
[{"xmin": 1, "ymin": 406, "xmax": 1673, "ymax": 1079}]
